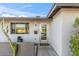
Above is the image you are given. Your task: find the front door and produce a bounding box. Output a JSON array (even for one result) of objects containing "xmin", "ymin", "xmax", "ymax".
[{"xmin": 40, "ymin": 23, "xmax": 48, "ymax": 44}]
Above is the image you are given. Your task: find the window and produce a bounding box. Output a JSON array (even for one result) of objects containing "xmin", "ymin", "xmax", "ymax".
[{"xmin": 11, "ymin": 23, "xmax": 29, "ymax": 34}]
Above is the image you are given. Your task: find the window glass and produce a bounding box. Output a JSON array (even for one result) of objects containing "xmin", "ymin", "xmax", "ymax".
[{"xmin": 11, "ymin": 23, "xmax": 29, "ymax": 34}]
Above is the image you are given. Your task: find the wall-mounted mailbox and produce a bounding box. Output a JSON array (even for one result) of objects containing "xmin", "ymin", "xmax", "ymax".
[{"xmin": 34, "ymin": 30, "xmax": 38, "ymax": 34}]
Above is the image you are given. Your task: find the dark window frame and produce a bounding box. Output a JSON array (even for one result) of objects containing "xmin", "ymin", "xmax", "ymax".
[{"xmin": 11, "ymin": 23, "xmax": 29, "ymax": 34}]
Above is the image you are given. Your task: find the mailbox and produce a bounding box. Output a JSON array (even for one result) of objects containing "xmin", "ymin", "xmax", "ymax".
[{"xmin": 34, "ymin": 30, "xmax": 38, "ymax": 34}]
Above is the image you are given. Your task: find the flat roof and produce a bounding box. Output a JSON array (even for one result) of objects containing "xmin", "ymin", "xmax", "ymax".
[
  {"xmin": 0, "ymin": 17, "xmax": 49, "ymax": 21},
  {"xmin": 48, "ymin": 3, "xmax": 79, "ymax": 18}
]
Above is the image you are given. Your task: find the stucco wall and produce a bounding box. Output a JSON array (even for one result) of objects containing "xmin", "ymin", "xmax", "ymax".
[
  {"xmin": 0, "ymin": 19, "xmax": 50, "ymax": 43},
  {"xmin": 48, "ymin": 10, "xmax": 63, "ymax": 56},
  {"xmin": 62, "ymin": 8, "xmax": 79, "ymax": 56},
  {"xmin": 49, "ymin": 8, "xmax": 79, "ymax": 56}
]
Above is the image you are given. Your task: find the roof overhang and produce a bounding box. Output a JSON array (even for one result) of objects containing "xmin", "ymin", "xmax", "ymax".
[
  {"xmin": 48, "ymin": 3, "xmax": 79, "ymax": 18},
  {"xmin": 0, "ymin": 17, "xmax": 50, "ymax": 21}
]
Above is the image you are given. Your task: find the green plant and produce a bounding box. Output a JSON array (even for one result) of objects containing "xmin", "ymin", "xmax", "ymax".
[
  {"xmin": 70, "ymin": 34, "xmax": 79, "ymax": 56},
  {"xmin": 11, "ymin": 43, "xmax": 18, "ymax": 56},
  {"xmin": 2, "ymin": 29, "xmax": 18, "ymax": 56},
  {"xmin": 1, "ymin": 20, "xmax": 18, "ymax": 56},
  {"xmin": 73, "ymin": 17, "xmax": 79, "ymax": 28},
  {"xmin": 70, "ymin": 17, "xmax": 79, "ymax": 56}
]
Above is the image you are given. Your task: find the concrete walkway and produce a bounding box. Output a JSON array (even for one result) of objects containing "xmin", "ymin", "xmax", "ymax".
[
  {"xmin": 0, "ymin": 43, "xmax": 58, "ymax": 56},
  {"xmin": 38, "ymin": 46, "xmax": 58, "ymax": 56},
  {"xmin": 38, "ymin": 46, "xmax": 50, "ymax": 56}
]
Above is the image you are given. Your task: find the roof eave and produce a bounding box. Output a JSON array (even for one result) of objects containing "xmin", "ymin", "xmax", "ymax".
[{"xmin": 48, "ymin": 3, "xmax": 79, "ymax": 18}]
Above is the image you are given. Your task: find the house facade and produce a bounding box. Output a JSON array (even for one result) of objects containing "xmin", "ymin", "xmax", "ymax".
[
  {"xmin": 0, "ymin": 18, "xmax": 51, "ymax": 43},
  {"xmin": 0, "ymin": 3, "xmax": 79, "ymax": 56}
]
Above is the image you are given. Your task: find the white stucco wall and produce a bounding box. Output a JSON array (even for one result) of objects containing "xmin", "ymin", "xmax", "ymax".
[
  {"xmin": 48, "ymin": 10, "xmax": 63, "ymax": 56},
  {"xmin": 62, "ymin": 8, "xmax": 79, "ymax": 56},
  {"xmin": 0, "ymin": 19, "xmax": 50, "ymax": 43},
  {"xmin": 49, "ymin": 8, "xmax": 79, "ymax": 56}
]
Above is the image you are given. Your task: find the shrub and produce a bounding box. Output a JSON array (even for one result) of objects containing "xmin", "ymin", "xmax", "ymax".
[{"xmin": 70, "ymin": 17, "xmax": 79, "ymax": 56}]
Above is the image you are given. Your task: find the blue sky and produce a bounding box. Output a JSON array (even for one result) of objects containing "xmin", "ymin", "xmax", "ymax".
[{"xmin": 0, "ymin": 3, "xmax": 53, "ymax": 17}]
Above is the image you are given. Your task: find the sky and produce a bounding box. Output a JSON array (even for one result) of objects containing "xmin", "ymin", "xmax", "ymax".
[{"xmin": 0, "ymin": 3, "xmax": 53, "ymax": 17}]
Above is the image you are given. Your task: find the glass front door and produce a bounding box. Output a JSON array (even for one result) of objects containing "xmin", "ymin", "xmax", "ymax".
[
  {"xmin": 41, "ymin": 24, "xmax": 47, "ymax": 40},
  {"xmin": 40, "ymin": 24, "xmax": 48, "ymax": 43}
]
